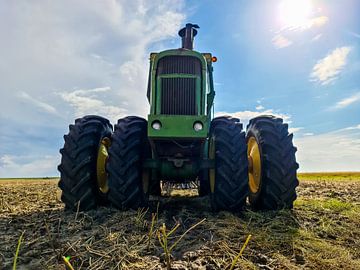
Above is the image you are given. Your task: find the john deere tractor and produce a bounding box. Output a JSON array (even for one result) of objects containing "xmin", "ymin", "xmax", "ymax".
[{"xmin": 58, "ymin": 24, "xmax": 299, "ymax": 211}]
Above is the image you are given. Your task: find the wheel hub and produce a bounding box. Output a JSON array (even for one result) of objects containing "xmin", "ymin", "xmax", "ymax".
[
  {"xmin": 247, "ymin": 136, "xmax": 261, "ymax": 193},
  {"xmin": 97, "ymin": 137, "xmax": 111, "ymax": 193}
]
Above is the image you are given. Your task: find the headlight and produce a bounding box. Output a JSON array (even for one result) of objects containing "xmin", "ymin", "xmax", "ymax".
[
  {"xmin": 193, "ymin": 121, "xmax": 203, "ymax": 132},
  {"xmin": 151, "ymin": 121, "xmax": 162, "ymax": 130}
]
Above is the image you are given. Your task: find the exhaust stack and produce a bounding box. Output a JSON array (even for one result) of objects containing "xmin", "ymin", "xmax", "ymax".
[{"xmin": 178, "ymin": 23, "xmax": 199, "ymax": 50}]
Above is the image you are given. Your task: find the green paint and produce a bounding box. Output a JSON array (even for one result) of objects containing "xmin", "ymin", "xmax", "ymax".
[
  {"xmin": 148, "ymin": 49, "xmax": 214, "ymax": 116},
  {"xmin": 145, "ymin": 46, "xmax": 216, "ymax": 181},
  {"xmin": 148, "ymin": 114, "xmax": 208, "ymax": 138}
]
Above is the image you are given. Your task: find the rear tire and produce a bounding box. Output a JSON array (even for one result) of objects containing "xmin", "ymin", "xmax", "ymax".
[
  {"xmin": 58, "ymin": 115, "xmax": 112, "ymax": 211},
  {"xmin": 107, "ymin": 116, "xmax": 150, "ymax": 210},
  {"xmin": 246, "ymin": 115, "xmax": 299, "ymax": 210},
  {"xmin": 210, "ymin": 116, "xmax": 249, "ymax": 211}
]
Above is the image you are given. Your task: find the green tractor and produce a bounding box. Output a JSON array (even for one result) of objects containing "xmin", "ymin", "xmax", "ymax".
[{"xmin": 58, "ymin": 24, "xmax": 299, "ymax": 212}]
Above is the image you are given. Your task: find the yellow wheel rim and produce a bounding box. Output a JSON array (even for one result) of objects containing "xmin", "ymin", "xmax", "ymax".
[
  {"xmin": 97, "ymin": 137, "xmax": 111, "ymax": 194},
  {"xmin": 209, "ymin": 136, "xmax": 216, "ymax": 193},
  {"xmin": 247, "ymin": 136, "xmax": 261, "ymax": 193}
]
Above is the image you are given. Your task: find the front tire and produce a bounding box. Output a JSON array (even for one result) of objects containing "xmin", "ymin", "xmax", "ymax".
[
  {"xmin": 246, "ymin": 115, "xmax": 299, "ymax": 210},
  {"xmin": 210, "ymin": 116, "xmax": 249, "ymax": 211},
  {"xmin": 58, "ymin": 115, "xmax": 112, "ymax": 211},
  {"xmin": 107, "ymin": 116, "xmax": 150, "ymax": 210}
]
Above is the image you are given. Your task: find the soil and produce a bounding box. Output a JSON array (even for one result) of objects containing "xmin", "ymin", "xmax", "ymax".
[{"xmin": 0, "ymin": 177, "xmax": 359, "ymax": 270}]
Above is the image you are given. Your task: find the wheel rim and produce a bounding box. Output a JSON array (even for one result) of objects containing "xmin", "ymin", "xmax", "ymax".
[
  {"xmin": 209, "ymin": 136, "xmax": 216, "ymax": 193},
  {"xmin": 247, "ymin": 136, "xmax": 261, "ymax": 193},
  {"xmin": 97, "ymin": 137, "xmax": 111, "ymax": 193}
]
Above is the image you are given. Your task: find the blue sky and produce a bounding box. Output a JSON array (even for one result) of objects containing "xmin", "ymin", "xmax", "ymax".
[{"xmin": 0, "ymin": 0, "xmax": 359, "ymax": 177}]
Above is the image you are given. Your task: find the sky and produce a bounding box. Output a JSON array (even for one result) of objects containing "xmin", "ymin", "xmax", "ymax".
[{"xmin": 0, "ymin": 0, "xmax": 359, "ymax": 177}]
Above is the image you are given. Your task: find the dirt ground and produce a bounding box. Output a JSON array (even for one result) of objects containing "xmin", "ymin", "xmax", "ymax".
[{"xmin": 1, "ymin": 175, "xmax": 360, "ymax": 270}]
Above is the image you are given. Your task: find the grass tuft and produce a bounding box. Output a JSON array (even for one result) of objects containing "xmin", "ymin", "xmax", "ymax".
[{"xmin": 12, "ymin": 231, "xmax": 24, "ymax": 270}]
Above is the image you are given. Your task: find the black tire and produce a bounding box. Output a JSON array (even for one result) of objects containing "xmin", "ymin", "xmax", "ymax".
[
  {"xmin": 246, "ymin": 115, "xmax": 299, "ymax": 210},
  {"xmin": 58, "ymin": 115, "xmax": 112, "ymax": 211},
  {"xmin": 210, "ymin": 116, "xmax": 249, "ymax": 211},
  {"xmin": 107, "ymin": 116, "xmax": 150, "ymax": 210}
]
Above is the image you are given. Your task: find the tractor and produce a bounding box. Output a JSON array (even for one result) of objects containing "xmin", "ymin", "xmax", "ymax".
[{"xmin": 58, "ymin": 23, "xmax": 299, "ymax": 211}]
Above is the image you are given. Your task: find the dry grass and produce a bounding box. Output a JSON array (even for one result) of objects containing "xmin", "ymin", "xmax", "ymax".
[
  {"xmin": 298, "ymin": 172, "xmax": 360, "ymax": 182},
  {"xmin": 0, "ymin": 174, "xmax": 359, "ymax": 269}
]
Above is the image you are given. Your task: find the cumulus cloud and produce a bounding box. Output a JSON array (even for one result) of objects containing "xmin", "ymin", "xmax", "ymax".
[
  {"xmin": 215, "ymin": 109, "xmax": 291, "ymax": 126},
  {"xmin": 0, "ymin": 0, "xmax": 185, "ymax": 121},
  {"xmin": 272, "ymin": 34, "xmax": 292, "ymax": 49},
  {"xmin": 310, "ymin": 46, "xmax": 352, "ymax": 85},
  {"xmin": 59, "ymin": 87, "xmax": 128, "ymax": 122},
  {"xmin": 330, "ymin": 92, "xmax": 360, "ymax": 110},
  {"xmin": 295, "ymin": 127, "xmax": 360, "ymax": 172},
  {"xmin": 0, "ymin": 0, "xmax": 185, "ymax": 177},
  {"xmin": 215, "ymin": 109, "xmax": 304, "ymax": 135}
]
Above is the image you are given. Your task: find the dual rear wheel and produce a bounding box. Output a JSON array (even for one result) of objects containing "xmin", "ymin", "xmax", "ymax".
[
  {"xmin": 58, "ymin": 115, "xmax": 149, "ymax": 211},
  {"xmin": 201, "ymin": 115, "xmax": 299, "ymax": 211},
  {"xmin": 58, "ymin": 115, "xmax": 298, "ymax": 211}
]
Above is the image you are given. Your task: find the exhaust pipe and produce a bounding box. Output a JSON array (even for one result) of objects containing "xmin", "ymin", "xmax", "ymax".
[{"xmin": 178, "ymin": 23, "xmax": 199, "ymax": 50}]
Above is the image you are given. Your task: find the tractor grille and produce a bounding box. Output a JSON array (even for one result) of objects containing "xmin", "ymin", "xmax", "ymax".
[
  {"xmin": 157, "ymin": 56, "xmax": 201, "ymax": 75},
  {"xmin": 158, "ymin": 55, "xmax": 200, "ymax": 115},
  {"xmin": 161, "ymin": 78, "xmax": 196, "ymax": 115}
]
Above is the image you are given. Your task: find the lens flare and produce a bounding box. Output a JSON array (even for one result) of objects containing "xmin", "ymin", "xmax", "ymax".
[{"xmin": 278, "ymin": 0, "xmax": 313, "ymax": 29}]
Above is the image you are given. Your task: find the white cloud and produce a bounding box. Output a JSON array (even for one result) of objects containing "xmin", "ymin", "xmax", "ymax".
[
  {"xmin": 303, "ymin": 132, "xmax": 314, "ymax": 136},
  {"xmin": 272, "ymin": 34, "xmax": 292, "ymax": 48},
  {"xmin": 330, "ymin": 92, "xmax": 360, "ymax": 110},
  {"xmin": 0, "ymin": 154, "xmax": 59, "ymax": 178},
  {"xmin": 282, "ymin": 16, "xmax": 329, "ymax": 32},
  {"xmin": 0, "ymin": 0, "xmax": 185, "ymax": 122},
  {"xmin": 18, "ymin": 91, "xmax": 58, "ymax": 115},
  {"xmin": 347, "ymin": 30, "xmax": 360, "ymax": 39},
  {"xmin": 215, "ymin": 109, "xmax": 291, "ymax": 127},
  {"xmin": 274, "ymin": 15, "xmax": 328, "ymax": 47},
  {"xmin": 256, "ymin": 105, "xmax": 265, "ymax": 110},
  {"xmin": 311, "ymin": 33, "xmax": 323, "ymax": 42},
  {"xmin": 295, "ymin": 127, "xmax": 360, "ymax": 172},
  {"xmin": 0, "ymin": 0, "xmax": 186, "ymax": 177},
  {"xmin": 310, "ymin": 46, "xmax": 352, "ymax": 85},
  {"xmin": 306, "ymin": 16, "xmax": 328, "ymax": 29},
  {"xmin": 288, "ymin": 127, "xmax": 303, "ymax": 133},
  {"xmin": 59, "ymin": 87, "xmax": 128, "ymax": 123},
  {"xmin": 344, "ymin": 124, "xmax": 360, "ymax": 131}
]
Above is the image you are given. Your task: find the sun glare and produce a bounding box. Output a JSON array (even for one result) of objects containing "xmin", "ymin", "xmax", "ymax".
[{"xmin": 278, "ymin": 0, "xmax": 313, "ymax": 29}]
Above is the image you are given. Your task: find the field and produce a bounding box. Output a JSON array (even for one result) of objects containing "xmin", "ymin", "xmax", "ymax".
[{"xmin": 1, "ymin": 173, "xmax": 360, "ymax": 270}]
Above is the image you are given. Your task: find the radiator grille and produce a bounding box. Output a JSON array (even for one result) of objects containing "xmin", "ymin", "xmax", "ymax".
[
  {"xmin": 161, "ymin": 78, "xmax": 196, "ymax": 115},
  {"xmin": 158, "ymin": 56, "xmax": 201, "ymax": 75}
]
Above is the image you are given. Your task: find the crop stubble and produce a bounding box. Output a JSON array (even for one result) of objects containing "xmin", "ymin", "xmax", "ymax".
[{"xmin": 0, "ymin": 174, "xmax": 359, "ymax": 269}]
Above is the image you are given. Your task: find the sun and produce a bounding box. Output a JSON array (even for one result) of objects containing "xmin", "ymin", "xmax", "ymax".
[{"xmin": 278, "ymin": 0, "xmax": 313, "ymax": 29}]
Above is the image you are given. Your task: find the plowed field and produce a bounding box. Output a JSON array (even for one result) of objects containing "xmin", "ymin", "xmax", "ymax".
[{"xmin": 1, "ymin": 173, "xmax": 359, "ymax": 269}]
